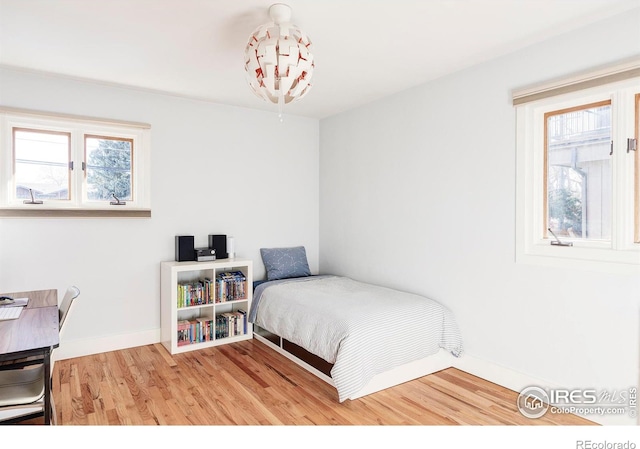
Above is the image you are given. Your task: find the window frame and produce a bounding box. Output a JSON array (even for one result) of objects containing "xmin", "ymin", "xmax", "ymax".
[
  {"xmin": 635, "ymin": 93, "xmax": 640, "ymax": 244},
  {"xmin": 0, "ymin": 108, "xmax": 150, "ymax": 217},
  {"xmin": 515, "ymin": 77, "xmax": 640, "ymax": 272}
]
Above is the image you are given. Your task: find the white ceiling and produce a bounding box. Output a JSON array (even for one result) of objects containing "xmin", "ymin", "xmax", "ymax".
[{"xmin": 1, "ymin": 0, "xmax": 638, "ymax": 119}]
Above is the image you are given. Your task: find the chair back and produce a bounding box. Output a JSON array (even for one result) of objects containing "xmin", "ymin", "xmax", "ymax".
[
  {"xmin": 51, "ymin": 286, "xmax": 80, "ymax": 374},
  {"xmin": 59, "ymin": 286, "xmax": 80, "ymax": 332}
]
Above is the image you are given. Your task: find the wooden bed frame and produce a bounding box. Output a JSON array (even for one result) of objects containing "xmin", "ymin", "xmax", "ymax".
[{"xmin": 253, "ymin": 325, "xmax": 455, "ymax": 400}]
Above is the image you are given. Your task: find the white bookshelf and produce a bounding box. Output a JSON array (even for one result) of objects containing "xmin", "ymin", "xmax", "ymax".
[{"xmin": 160, "ymin": 258, "xmax": 253, "ymax": 355}]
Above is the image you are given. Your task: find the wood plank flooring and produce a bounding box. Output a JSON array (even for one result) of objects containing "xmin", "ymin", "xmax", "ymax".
[{"xmin": 33, "ymin": 339, "xmax": 595, "ymax": 425}]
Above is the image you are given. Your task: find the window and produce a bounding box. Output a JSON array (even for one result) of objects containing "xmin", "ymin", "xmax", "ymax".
[
  {"xmin": 515, "ymin": 61, "xmax": 639, "ymax": 270},
  {"xmin": 0, "ymin": 108, "xmax": 150, "ymax": 217},
  {"xmin": 14, "ymin": 128, "xmax": 71, "ymax": 201},
  {"xmin": 85, "ymin": 135, "xmax": 133, "ymax": 202}
]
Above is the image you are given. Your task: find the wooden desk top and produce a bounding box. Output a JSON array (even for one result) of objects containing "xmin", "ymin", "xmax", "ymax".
[{"xmin": 0, "ymin": 289, "xmax": 59, "ymax": 358}]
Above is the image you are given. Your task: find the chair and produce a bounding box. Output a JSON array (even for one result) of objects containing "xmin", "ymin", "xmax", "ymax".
[
  {"xmin": 58, "ymin": 285, "xmax": 81, "ymax": 345},
  {"xmin": 0, "ymin": 285, "xmax": 80, "ymax": 425},
  {"xmin": 0, "ymin": 365, "xmax": 49, "ymax": 424}
]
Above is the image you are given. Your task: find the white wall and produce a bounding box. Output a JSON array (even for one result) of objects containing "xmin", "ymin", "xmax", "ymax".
[
  {"xmin": 0, "ymin": 67, "xmax": 319, "ymax": 356},
  {"xmin": 320, "ymin": 9, "xmax": 640, "ymax": 424}
]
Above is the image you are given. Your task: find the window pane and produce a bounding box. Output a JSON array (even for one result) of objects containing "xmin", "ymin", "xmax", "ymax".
[
  {"xmin": 546, "ymin": 103, "xmax": 611, "ymax": 240},
  {"xmin": 14, "ymin": 129, "xmax": 70, "ymax": 200},
  {"xmin": 85, "ymin": 136, "xmax": 133, "ymax": 201}
]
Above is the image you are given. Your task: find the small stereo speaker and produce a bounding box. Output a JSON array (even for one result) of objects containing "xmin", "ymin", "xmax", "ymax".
[
  {"xmin": 208, "ymin": 234, "xmax": 228, "ymax": 259},
  {"xmin": 175, "ymin": 235, "xmax": 195, "ymax": 262}
]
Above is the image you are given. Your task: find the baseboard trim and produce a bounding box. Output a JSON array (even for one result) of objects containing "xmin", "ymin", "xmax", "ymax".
[{"xmin": 54, "ymin": 328, "xmax": 160, "ymax": 361}]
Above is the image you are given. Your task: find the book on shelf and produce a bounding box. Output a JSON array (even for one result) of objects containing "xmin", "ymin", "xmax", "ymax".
[
  {"xmin": 177, "ymin": 317, "xmax": 215, "ymax": 345},
  {"xmin": 237, "ymin": 309, "xmax": 247, "ymax": 336},
  {"xmin": 222, "ymin": 312, "xmax": 235, "ymax": 337},
  {"xmin": 215, "ymin": 310, "xmax": 247, "ymax": 339},
  {"xmin": 177, "ymin": 319, "xmax": 191, "ymax": 346},
  {"xmin": 177, "ymin": 278, "xmax": 215, "ymax": 308},
  {"xmin": 189, "ymin": 319, "xmax": 199, "ymax": 343},
  {"xmin": 196, "ymin": 317, "xmax": 213, "ymax": 342},
  {"xmin": 215, "ymin": 314, "xmax": 226, "ymax": 339},
  {"xmin": 215, "ymin": 270, "xmax": 247, "ymax": 303},
  {"xmin": 177, "ymin": 271, "xmax": 247, "ymax": 307}
]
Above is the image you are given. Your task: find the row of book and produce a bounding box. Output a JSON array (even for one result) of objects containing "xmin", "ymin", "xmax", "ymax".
[
  {"xmin": 216, "ymin": 271, "xmax": 247, "ymax": 303},
  {"xmin": 177, "ymin": 271, "xmax": 247, "ymax": 308},
  {"xmin": 177, "ymin": 279, "xmax": 215, "ymax": 308},
  {"xmin": 177, "ymin": 309, "xmax": 248, "ymax": 346}
]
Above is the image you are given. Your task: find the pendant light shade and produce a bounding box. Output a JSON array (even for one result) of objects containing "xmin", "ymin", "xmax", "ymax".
[{"xmin": 244, "ymin": 4, "xmax": 314, "ymax": 111}]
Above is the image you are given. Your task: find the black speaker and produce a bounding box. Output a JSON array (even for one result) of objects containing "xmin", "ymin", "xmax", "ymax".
[
  {"xmin": 208, "ymin": 234, "xmax": 228, "ymax": 259},
  {"xmin": 175, "ymin": 235, "xmax": 195, "ymax": 262}
]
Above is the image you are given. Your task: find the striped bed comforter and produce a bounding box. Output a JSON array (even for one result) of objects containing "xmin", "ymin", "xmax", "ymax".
[{"xmin": 249, "ymin": 275, "xmax": 463, "ymax": 402}]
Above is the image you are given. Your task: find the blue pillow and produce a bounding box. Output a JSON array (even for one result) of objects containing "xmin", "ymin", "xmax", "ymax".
[{"xmin": 260, "ymin": 246, "xmax": 311, "ymax": 281}]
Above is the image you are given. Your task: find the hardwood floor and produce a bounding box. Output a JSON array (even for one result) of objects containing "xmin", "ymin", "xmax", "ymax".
[{"xmin": 33, "ymin": 339, "xmax": 595, "ymax": 425}]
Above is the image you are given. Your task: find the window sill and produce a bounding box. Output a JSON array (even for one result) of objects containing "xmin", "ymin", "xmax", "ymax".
[
  {"xmin": 516, "ymin": 245, "xmax": 640, "ymax": 275},
  {"xmin": 0, "ymin": 208, "xmax": 151, "ymax": 218}
]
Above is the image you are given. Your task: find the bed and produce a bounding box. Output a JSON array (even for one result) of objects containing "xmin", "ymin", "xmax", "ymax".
[{"xmin": 248, "ymin": 253, "xmax": 463, "ymax": 402}]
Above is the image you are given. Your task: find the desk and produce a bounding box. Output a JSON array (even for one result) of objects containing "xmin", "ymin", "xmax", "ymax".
[{"xmin": 0, "ymin": 289, "xmax": 59, "ymax": 425}]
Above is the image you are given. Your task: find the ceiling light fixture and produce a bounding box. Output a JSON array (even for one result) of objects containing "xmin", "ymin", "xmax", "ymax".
[{"xmin": 244, "ymin": 3, "xmax": 314, "ymax": 121}]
